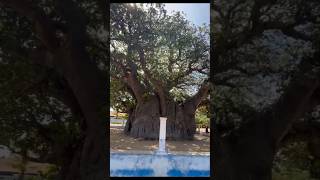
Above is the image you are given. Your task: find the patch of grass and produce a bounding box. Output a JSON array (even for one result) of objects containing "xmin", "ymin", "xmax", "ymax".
[{"xmin": 111, "ymin": 122, "xmax": 123, "ymax": 124}]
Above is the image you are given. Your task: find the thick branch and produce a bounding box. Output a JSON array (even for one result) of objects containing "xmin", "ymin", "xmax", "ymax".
[
  {"xmin": 264, "ymin": 59, "xmax": 320, "ymax": 147},
  {"xmin": 184, "ymin": 81, "xmax": 211, "ymax": 110},
  {"xmin": 120, "ymin": 47, "xmax": 146, "ymax": 103},
  {"xmin": 123, "ymin": 71, "xmax": 145, "ymax": 103},
  {"xmin": 137, "ymin": 47, "xmax": 167, "ymax": 115},
  {"xmin": 172, "ymin": 60, "xmax": 208, "ymax": 88}
]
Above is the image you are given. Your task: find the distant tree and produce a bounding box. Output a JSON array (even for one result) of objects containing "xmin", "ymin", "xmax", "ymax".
[{"xmin": 195, "ymin": 106, "xmax": 210, "ymax": 127}]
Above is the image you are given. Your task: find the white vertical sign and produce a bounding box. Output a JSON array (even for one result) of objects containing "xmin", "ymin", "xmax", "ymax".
[
  {"xmin": 159, "ymin": 117, "xmax": 167, "ymax": 139},
  {"xmin": 157, "ymin": 117, "xmax": 167, "ymax": 154}
]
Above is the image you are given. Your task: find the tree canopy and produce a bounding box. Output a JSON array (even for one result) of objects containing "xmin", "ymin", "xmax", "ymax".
[
  {"xmin": 110, "ymin": 3, "xmax": 210, "ymax": 139},
  {"xmin": 110, "ymin": 3, "xmax": 210, "ymax": 111}
]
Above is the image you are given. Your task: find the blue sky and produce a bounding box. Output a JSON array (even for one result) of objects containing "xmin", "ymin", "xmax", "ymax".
[{"xmin": 163, "ymin": 3, "xmax": 210, "ymax": 27}]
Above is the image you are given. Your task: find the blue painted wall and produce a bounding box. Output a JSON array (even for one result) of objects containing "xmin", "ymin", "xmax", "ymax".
[{"xmin": 110, "ymin": 153, "xmax": 210, "ymax": 177}]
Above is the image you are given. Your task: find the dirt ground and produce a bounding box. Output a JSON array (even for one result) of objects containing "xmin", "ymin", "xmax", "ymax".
[
  {"xmin": 0, "ymin": 156, "xmax": 51, "ymax": 174},
  {"xmin": 110, "ymin": 125, "xmax": 210, "ymax": 152}
]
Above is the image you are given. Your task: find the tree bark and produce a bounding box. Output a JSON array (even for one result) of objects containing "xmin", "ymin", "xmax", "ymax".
[
  {"xmin": 124, "ymin": 82, "xmax": 210, "ymax": 139},
  {"xmin": 53, "ymin": 14, "xmax": 107, "ymax": 180},
  {"xmin": 124, "ymin": 96, "xmax": 196, "ymax": 139}
]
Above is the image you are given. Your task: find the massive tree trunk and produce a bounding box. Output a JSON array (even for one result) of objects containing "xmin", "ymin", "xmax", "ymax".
[
  {"xmin": 124, "ymin": 83, "xmax": 210, "ymax": 140},
  {"xmin": 124, "ymin": 97, "xmax": 195, "ymax": 139},
  {"xmin": 213, "ymin": 59, "xmax": 320, "ymax": 180}
]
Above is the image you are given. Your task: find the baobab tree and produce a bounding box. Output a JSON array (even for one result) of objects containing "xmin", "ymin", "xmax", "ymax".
[{"xmin": 110, "ymin": 3, "xmax": 210, "ymax": 139}]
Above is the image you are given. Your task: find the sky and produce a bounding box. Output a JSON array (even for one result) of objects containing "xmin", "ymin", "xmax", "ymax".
[{"xmin": 163, "ymin": 3, "xmax": 210, "ymax": 27}]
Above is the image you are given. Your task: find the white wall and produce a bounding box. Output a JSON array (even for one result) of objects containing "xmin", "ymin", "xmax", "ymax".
[{"xmin": 110, "ymin": 153, "xmax": 210, "ymax": 177}]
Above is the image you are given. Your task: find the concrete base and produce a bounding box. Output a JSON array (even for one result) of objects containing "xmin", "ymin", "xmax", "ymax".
[
  {"xmin": 110, "ymin": 152, "xmax": 210, "ymax": 177},
  {"xmin": 154, "ymin": 150, "xmax": 168, "ymax": 155}
]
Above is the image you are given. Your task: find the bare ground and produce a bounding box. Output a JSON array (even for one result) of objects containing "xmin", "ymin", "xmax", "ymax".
[{"xmin": 110, "ymin": 125, "xmax": 210, "ymax": 153}]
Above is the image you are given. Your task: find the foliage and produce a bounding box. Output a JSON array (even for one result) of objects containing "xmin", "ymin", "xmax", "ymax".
[
  {"xmin": 110, "ymin": 3, "xmax": 209, "ymax": 107},
  {"xmin": 121, "ymin": 113, "xmax": 129, "ymax": 120},
  {"xmin": 110, "ymin": 78, "xmax": 135, "ymax": 112},
  {"xmin": 195, "ymin": 106, "xmax": 209, "ymax": 126}
]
